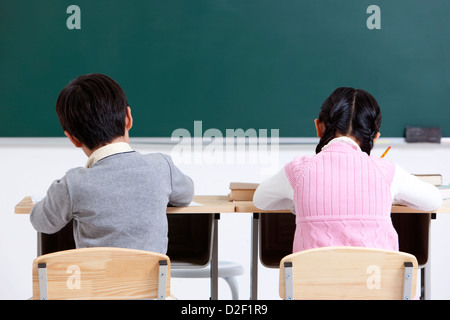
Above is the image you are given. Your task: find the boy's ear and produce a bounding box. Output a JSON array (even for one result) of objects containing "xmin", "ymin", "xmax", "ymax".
[
  {"xmin": 125, "ymin": 106, "xmax": 133, "ymax": 131},
  {"xmin": 64, "ymin": 131, "xmax": 83, "ymax": 148},
  {"xmin": 314, "ymin": 119, "xmax": 324, "ymax": 138}
]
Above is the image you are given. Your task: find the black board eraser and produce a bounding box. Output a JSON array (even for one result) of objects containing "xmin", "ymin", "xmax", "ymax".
[{"xmin": 405, "ymin": 126, "xmax": 441, "ymax": 143}]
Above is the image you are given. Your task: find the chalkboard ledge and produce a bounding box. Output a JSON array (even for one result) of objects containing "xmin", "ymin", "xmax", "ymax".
[{"xmin": 1, "ymin": 137, "xmax": 450, "ymax": 146}]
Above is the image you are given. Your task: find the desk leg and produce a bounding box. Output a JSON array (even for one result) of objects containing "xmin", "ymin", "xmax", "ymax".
[
  {"xmin": 421, "ymin": 219, "xmax": 432, "ymax": 300},
  {"xmin": 37, "ymin": 232, "xmax": 42, "ymax": 256},
  {"xmin": 421, "ymin": 264, "xmax": 431, "ymax": 300},
  {"xmin": 210, "ymin": 213, "xmax": 220, "ymax": 300},
  {"xmin": 250, "ymin": 212, "xmax": 259, "ymax": 300},
  {"xmin": 421, "ymin": 214, "xmax": 435, "ymax": 300},
  {"xmin": 422, "ymin": 215, "xmax": 438, "ymax": 300}
]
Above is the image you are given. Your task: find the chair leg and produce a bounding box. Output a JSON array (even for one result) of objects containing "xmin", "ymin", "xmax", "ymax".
[
  {"xmin": 223, "ymin": 276, "xmax": 239, "ymax": 300},
  {"xmin": 158, "ymin": 260, "xmax": 168, "ymax": 300},
  {"xmin": 402, "ymin": 262, "xmax": 414, "ymax": 300}
]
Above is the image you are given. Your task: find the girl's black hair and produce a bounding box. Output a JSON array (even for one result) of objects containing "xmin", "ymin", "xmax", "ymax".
[
  {"xmin": 315, "ymin": 87, "xmax": 382, "ymax": 155},
  {"xmin": 56, "ymin": 73, "xmax": 129, "ymax": 150}
]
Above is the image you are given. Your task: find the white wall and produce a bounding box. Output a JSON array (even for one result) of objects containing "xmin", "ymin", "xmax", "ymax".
[{"xmin": 1, "ymin": 138, "xmax": 450, "ymax": 300}]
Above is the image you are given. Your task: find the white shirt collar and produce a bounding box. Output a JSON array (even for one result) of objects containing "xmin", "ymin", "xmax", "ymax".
[
  {"xmin": 321, "ymin": 136, "xmax": 361, "ymax": 152},
  {"xmin": 85, "ymin": 142, "xmax": 134, "ymax": 168}
]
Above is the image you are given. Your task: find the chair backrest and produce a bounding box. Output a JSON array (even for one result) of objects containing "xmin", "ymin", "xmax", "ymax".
[
  {"xmin": 32, "ymin": 247, "xmax": 170, "ymax": 300},
  {"xmin": 279, "ymin": 246, "xmax": 418, "ymax": 300}
]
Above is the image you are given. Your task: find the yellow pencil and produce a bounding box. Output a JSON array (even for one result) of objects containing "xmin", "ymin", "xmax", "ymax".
[{"xmin": 380, "ymin": 146, "xmax": 391, "ymax": 158}]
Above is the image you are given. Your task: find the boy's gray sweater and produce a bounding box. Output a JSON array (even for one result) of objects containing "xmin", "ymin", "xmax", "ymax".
[{"xmin": 30, "ymin": 151, "xmax": 194, "ymax": 254}]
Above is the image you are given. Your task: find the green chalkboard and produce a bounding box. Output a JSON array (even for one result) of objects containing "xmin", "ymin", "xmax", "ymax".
[{"xmin": 1, "ymin": 0, "xmax": 449, "ymax": 137}]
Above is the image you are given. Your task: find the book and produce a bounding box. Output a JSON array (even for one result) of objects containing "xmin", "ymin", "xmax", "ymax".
[
  {"xmin": 414, "ymin": 174, "xmax": 443, "ymax": 186},
  {"xmin": 228, "ymin": 182, "xmax": 259, "ymax": 201},
  {"xmin": 438, "ymin": 185, "xmax": 450, "ymax": 200},
  {"xmin": 229, "ymin": 182, "xmax": 260, "ymax": 190}
]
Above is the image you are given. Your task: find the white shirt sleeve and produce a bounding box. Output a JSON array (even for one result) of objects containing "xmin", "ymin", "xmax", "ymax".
[
  {"xmin": 253, "ymin": 167, "xmax": 295, "ymax": 213},
  {"xmin": 391, "ymin": 163, "xmax": 443, "ymax": 212}
]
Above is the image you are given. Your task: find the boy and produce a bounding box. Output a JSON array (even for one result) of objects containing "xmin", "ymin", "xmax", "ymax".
[{"xmin": 30, "ymin": 73, "xmax": 194, "ymax": 253}]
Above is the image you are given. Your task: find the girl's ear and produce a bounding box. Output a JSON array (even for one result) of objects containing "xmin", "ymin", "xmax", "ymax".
[
  {"xmin": 373, "ymin": 132, "xmax": 381, "ymax": 143},
  {"xmin": 314, "ymin": 119, "xmax": 325, "ymax": 138}
]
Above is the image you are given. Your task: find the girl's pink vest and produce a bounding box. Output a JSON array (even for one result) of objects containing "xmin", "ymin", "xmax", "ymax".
[{"xmin": 285, "ymin": 142, "xmax": 398, "ymax": 252}]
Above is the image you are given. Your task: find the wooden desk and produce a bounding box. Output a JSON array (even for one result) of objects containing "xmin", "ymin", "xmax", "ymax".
[
  {"xmin": 15, "ymin": 195, "xmax": 234, "ymax": 300},
  {"xmin": 391, "ymin": 201, "xmax": 450, "ymax": 214},
  {"xmin": 235, "ymin": 199, "xmax": 450, "ymax": 300},
  {"xmin": 15, "ymin": 195, "xmax": 235, "ymax": 214},
  {"xmin": 14, "ymin": 196, "xmax": 34, "ymax": 214},
  {"xmin": 235, "ymin": 199, "xmax": 450, "ymax": 214},
  {"xmin": 16, "ymin": 196, "xmax": 450, "ymax": 300}
]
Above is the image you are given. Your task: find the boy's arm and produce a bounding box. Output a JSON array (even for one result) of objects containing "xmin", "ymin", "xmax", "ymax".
[
  {"xmin": 161, "ymin": 154, "xmax": 195, "ymax": 207},
  {"xmin": 30, "ymin": 176, "xmax": 73, "ymax": 234}
]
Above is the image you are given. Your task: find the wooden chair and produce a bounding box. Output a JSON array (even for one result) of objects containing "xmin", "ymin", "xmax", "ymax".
[
  {"xmin": 32, "ymin": 247, "xmax": 170, "ymax": 300},
  {"xmin": 255, "ymin": 212, "xmax": 430, "ymax": 298},
  {"xmin": 279, "ymin": 246, "xmax": 418, "ymax": 300}
]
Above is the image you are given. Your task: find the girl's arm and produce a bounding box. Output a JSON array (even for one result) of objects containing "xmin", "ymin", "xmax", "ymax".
[
  {"xmin": 253, "ymin": 167, "xmax": 295, "ymax": 212},
  {"xmin": 391, "ymin": 163, "xmax": 443, "ymax": 212}
]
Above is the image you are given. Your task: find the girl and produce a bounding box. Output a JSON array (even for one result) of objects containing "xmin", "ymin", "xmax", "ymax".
[{"xmin": 253, "ymin": 87, "xmax": 442, "ymax": 252}]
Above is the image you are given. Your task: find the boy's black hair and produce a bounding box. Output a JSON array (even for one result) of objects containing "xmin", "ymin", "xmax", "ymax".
[
  {"xmin": 315, "ymin": 87, "xmax": 382, "ymax": 155},
  {"xmin": 55, "ymin": 73, "xmax": 129, "ymax": 150}
]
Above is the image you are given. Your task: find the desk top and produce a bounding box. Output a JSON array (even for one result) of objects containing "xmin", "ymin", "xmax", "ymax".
[
  {"xmin": 234, "ymin": 201, "xmax": 291, "ymax": 213},
  {"xmin": 167, "ymin": 195, "xmax": 235, "ymax": 213},
  {"xmin": 391, "ymin": 201, "xmax": 450, "ymax": 214},
  {"xmin": 234, "ymin": 200, "xmax": 450, "ymax": 214},
  {"xmin": 14, "ymin": 196, "xmax": 450, "ymax": 215},
  {"xmin": 15, "ymin": 195, "xmax": 236, "ymax": 215},
  {"xmin": 15, "ymin": 196, "xmax": 34, "ymax": 214}
]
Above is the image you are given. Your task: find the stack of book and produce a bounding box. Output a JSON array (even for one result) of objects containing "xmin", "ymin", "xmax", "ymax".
[
  {"xmin": 228, "ymin": 182, "xmax": 259, "ymax": 201},
  {"xmin": 414, "ymin": 174, "xmax": 442, "ymax": 186}
]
